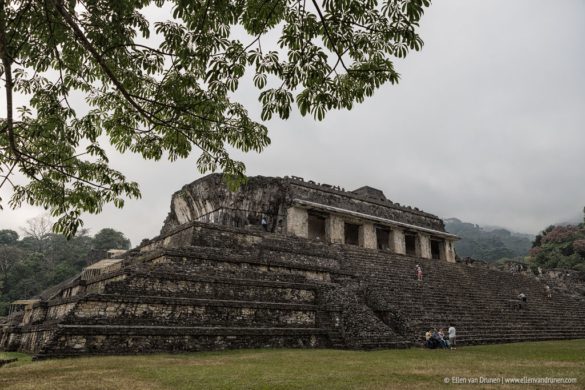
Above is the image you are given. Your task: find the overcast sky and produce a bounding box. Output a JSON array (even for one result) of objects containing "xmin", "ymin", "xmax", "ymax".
[{"xmin": 1, "ymin": 0, "xmax": 584, "ymax": 246}]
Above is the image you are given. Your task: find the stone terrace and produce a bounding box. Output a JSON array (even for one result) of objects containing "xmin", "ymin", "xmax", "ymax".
[{"xmin": 1, "ymin": 222, "xmax": 584, "ymax": 358}]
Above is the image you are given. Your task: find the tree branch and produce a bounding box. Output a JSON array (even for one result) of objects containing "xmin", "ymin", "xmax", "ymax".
[
  {"xmin": 311, "ymin": 0, "xmax": 349, "ymax": 73},
  {"xmin": 0, "ymin": 0, "xmax": 18, "ymax": 157},
  {"xmin": 49, "ymin": 0, "xmax": 151, "ymax": 122},
  {"xmin": 0, "ymin": 161, "xmax": 16, "ymax": 190}
]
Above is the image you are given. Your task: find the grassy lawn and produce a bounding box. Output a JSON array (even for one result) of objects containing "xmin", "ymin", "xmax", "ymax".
[{"xmin": 1, "ymin": 340, "xmax": 584, "ymax": 389}]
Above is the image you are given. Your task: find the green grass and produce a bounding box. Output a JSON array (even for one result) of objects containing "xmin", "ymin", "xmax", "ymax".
[
  {"xmin": 0, "ymin": 352, "xmax": 31, "ymax": 366},
  {"xmin": 1, "ymin": 340, "xmax": 584, "ymax": 389}
]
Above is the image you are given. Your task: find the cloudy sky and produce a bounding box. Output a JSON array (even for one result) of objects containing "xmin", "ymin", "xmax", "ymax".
[{"xmin": 2, "ymin": 0, "xmax": 584, "ymax": 246}]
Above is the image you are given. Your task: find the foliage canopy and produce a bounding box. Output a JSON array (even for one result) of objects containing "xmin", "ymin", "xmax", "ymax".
[
  {"xmin": 0, "ymin": 0, "xmax": 430, "ymax": 236},
  {"xmin": 529, "ymin": 218, "xmax": 585, "ymax": 272},
  {"xmin": 0, "ymin": 220, "xmax": 130, "ymax": 315}
]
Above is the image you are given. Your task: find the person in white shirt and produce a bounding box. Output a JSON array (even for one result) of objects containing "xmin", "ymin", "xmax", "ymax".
[
  {"xmin": 448, "ymin": 325, "xmax": 456, "ymax": 349},
  {"xmin": 416, "ymin": 265, "xmax": 423, "ymax": 282}
]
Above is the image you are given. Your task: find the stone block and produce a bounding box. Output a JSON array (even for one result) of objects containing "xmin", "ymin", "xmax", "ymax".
[{"xmin": 286, "ymin": 207, "xmax": 308, "ymax": 238}]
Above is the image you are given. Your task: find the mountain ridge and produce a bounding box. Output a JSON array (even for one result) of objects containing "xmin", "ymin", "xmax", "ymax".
[{"xmin": 444, "ymin": 217, "xmax": 533, "ymax": 262}]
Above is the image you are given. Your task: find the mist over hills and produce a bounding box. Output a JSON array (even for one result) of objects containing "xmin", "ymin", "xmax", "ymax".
[
  {"xmin": 444, "ymin": 218, "xmax": 534, "ymax": 262},
  {"xmin": 553, "ymin": 214, "xmax": 584, "ymax": 227}
]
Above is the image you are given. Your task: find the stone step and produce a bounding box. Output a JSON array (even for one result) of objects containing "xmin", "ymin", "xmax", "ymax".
[
  {"xmin": 35, "ymin": 325, "xmax": 329, "ymax": 359},
  {"xmin": 133, "ymin": 259, "xmax": 334, "ymax": 284},
  {"xmin": 79, "ymin": 294, "xmax": 319, "ymax": 309},
  {"xmin": 64, "ymin": 294, "xmax": 321, "ymax": 328},
  {"xmin": 56, "ymin": 324, "xmax": 327, "ymax": 334},
  {"xmin": 337, "ymin": 236, "xmax": 585, "ymax": 347},
  {"xmin": 103, "ymin": 272, "xmax": 323, "ymax": 304}
]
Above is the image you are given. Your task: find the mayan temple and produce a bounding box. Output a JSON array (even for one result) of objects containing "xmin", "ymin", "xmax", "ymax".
[{"xmin": 1, "ymin": 174, "xmax": 585, "ymax": 359}]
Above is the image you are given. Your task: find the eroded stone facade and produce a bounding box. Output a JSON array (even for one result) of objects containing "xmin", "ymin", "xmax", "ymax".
[{"xmin": 162, "ymin": 175, "xmax": 457, "ymax": 262}]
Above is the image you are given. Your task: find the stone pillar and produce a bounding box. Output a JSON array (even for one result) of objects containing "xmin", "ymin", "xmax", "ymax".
[
  {"xmin": 419, "ymin": 233, "xmax": 432, "ymax": 259},
  {"xmin": 445, "ymin": 240, "xmax": 456, "ymax": 262},
  {"xmin": 359, "ymin": 223, "xmax": 377, "ymax": 249},
  {"xmin": 326, "ymin": 214, "xmax": 344, "ymax": 244},
  {"xmin": 391, "ymin": 229, "xmax": 406, "ymax": 255},
  {"xmin": 286, "ymin": 207, "xmax": 308, "ymax": 238}
]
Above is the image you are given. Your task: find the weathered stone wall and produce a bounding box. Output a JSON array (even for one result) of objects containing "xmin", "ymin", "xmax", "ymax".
[
  {"xmin": 163, "ymin": 223, "xmax": 263, "ymax": 250},
  {"xmin": 286, "ymin": 207, "xmax": 308, "ymax": 238},
  {"xmin": 137, "ymin": 253, "xmax": 333, "ymax": 283},
  {"xmin": 22, "ymin": 305, "xmax": 47, "ymax": 326},
  {"xmin": 538, "ymin": 269, "xmax": 585, "ymax": 299},
  {"xmin": 115, "ymin": 274, "xmax": 316, "ymax": 304},
  {"xmin": 43, "ymin": 329, "xmax": 327, "ymax": 357},
  {"xmin": 71, "ymin": 298, "xmax": 316, "ymax": 328},
  {"xmin": 46, "ymin": 302, "xmax": 78, "ymax": 321},
  {"xmin": 86, "ymin": 274, "xmax": 126, "ymax": 294},
  {"xmin": 11, "ymin": 329, "xmax": 56, "ymax": 354},
  {"xmin": 160, "ymin": 174, "xmax": 446, "ymax": 236},
  {"xmin": 161, "ymin": 174, "xmax": 289, "ymax": 234},
  {"xmin": 289, "ymin": 182, "xmax": 444, "ymax": 231}
]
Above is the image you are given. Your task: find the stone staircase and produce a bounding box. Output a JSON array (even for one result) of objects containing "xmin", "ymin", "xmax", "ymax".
[{"xmin": 339, "ymin": 245, "xmax": 585, "ymax": 346}]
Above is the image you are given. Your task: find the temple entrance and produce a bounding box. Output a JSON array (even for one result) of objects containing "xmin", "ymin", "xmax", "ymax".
[
  {"xmin": 308, "ymin": 212, "xmax": 326, "ymax": 241},
  {"xmin": 344, "ymin": 223, "xmax": 360, "ymax": 246},
  {"xmin": 405, "ymin": 233, "xmax": 418, "ymax": 256},
  {"xmin": 431, "ymin": 239, "xmax": 443, "ymax": 260},
  {"xmin": 376, "ymin": 226, "xmax": 391, "ymax": 250}
]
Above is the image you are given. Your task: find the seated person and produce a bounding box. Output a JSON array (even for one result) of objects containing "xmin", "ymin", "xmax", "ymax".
[
  {"xmin": 432, "ymin": 329, "xmax": 447, "ymax": 349},
  {"xmin": 425, "ymin": 329, "xmax": 437, "ymax": 349},
  {"xmin": 438, "ymin": 329, "xmax": 450, "ymax": 349}
]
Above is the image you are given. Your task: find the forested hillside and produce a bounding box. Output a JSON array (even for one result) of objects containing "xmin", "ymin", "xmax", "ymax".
[
  {"xmin": 529, "ymin": 215, "xmax": 585, "ymax": 272},
  {"xmin": 444, "ymin": 218, "xmax": 533, "ymax": 261},
  {"xmin": 0, "ymin": 216, "xmax": 130, "ymax": 315}
]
